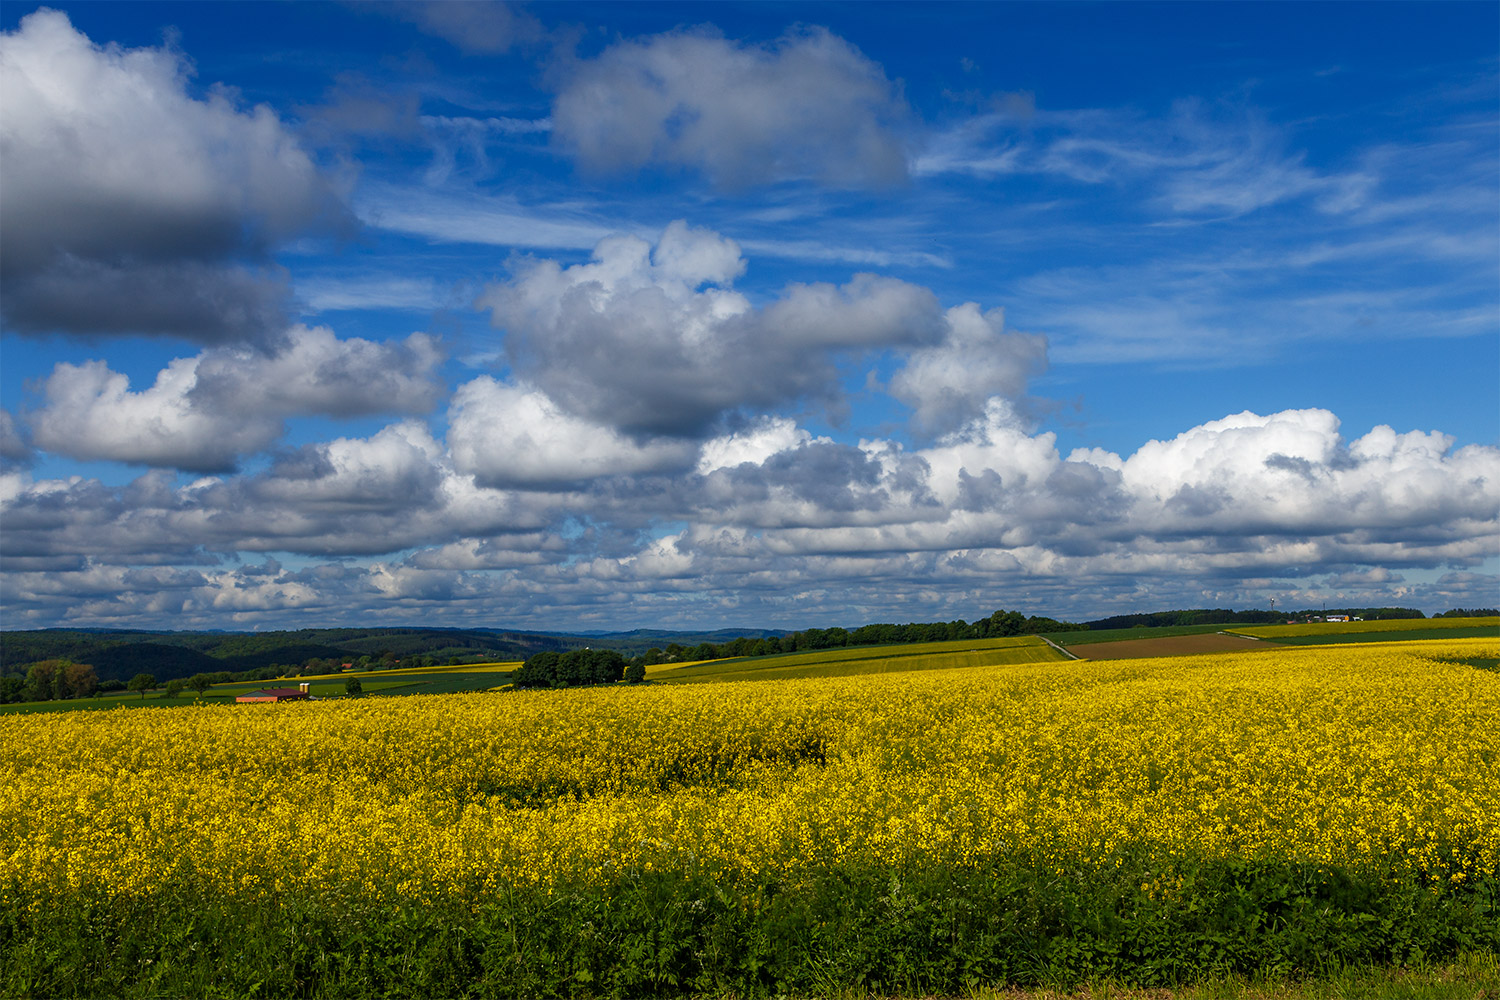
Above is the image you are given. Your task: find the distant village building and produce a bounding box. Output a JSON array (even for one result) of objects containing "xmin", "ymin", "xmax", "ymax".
[{"xmin": 236, "ymin": 683, "xmax": 312, "ymax": 704}]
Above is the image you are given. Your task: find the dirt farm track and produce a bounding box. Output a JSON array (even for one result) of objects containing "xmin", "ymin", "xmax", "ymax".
[{"xmin": 1073, "ymin": 632, "xmax": 1268, "ymax": 660}]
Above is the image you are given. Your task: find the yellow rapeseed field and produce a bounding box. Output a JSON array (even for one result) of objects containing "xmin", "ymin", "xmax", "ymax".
[{"xmin": 2, "ymin": 637, "xmax": 1496, "ymax": 917}]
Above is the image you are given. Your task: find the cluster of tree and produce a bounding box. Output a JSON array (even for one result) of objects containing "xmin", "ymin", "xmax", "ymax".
[
  {"xmin": 1284, "ymin": 607, "xmax": 1426, "ymax": 622},
  {"xmin": 1439, "ymin": 608, "xmax": 1498, "ymax": 618},
  {"xmin": 1084, "ymin": 607, "xmax": 1427, "ymax": 630},
  {"xmin": 511, "ymin": 649, "xmax": 639, "ymax": 689},
  {"xmin": 0, "ymin": 659, "xmax": 99, "ymax": 704}
]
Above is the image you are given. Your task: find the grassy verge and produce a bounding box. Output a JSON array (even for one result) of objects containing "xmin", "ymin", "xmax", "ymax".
[{"xmin": 974, "ymin": 949, "xmax": 1498, "ymax": 996}]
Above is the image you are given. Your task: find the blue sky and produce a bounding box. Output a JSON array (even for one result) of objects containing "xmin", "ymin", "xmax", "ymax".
[{"xmin": 1, "ymin": 1, "xmax": 1496, "ymax": 630}]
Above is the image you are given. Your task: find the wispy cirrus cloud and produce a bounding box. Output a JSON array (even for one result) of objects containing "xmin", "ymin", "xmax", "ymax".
[{"xmin": 917, "ymin": 99, "xmax": 1381, "ymax": 221}]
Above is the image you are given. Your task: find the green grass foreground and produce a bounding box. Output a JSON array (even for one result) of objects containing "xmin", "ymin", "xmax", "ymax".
[
  {"xmin": 4, "ymin": 855, "xmax": 1495, "ymax": 998},
  {"xmin": 978, "ymin": 950, "xmax": 1498, "ymax": 998}
]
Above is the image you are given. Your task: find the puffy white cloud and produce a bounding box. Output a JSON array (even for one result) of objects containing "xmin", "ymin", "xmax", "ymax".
[
  {"xmin": 0, "ymin": 9, "xmax": 347, "ymax": 341},
  {"xmin": 194, "ymin": 326, "xmax": 443, "ymax": 419},
  {"xmin": 550, "ymin": 27, "xmax": 910, "ymax": 188},
  {"xmin": 481, "ymin": 221, "xmax": 946, "ymax": 435},
  {"xmin": 26, "ymin": 326, "xmax": 443, "ymax": 471},
  {"xmin": 447, "ymin": 378, "xmax": 696, "ymax": 488},
  {"xmin": 890, "ymin": 304, "xmax": 1048, "ymax": 433},
  {"xmin": 28, "ymin": 359, "xmax": 279, "ymax": 473},
  {"xmin": 1111, "ymin": 410, "xmax": 1500, "ymax": 539},
  {"xmin": 918, "ymin": 399, "xmax": 1071, "ymax": 506},
  {"xmin": 697, "ymin": 418, "xmax": 817, "ymax": 474},
  {"xmin": 0, "ymin": 419, "xmax": 555, "ymax": 571},
  {"xmin": 254, "ymin": 422, "xmax": 445, "ymax": 513}
]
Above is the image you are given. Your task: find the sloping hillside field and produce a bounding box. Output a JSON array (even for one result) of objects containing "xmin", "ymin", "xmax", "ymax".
[
  {"xmin": 1066, "ymin": 616, "xmax": 1498, "ymax": 661},
  {"xmin": 647, "ymin": 633, "xmax": 1066, "ymax": 682},
  {"xmin": 2, "ymin": 638, "xmax": 1497, "ymax": 996},
  {"xmin": 1230, "ymin": 615, "xmax": 1499, "ymax": 645},
  {"xmin": 1069, "ymin": 632, "xmax": 1267, "ymax": 660}
]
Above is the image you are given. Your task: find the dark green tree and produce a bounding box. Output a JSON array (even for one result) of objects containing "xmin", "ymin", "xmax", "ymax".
[
  {"xmin": 511, "ymin": 649, "xmax": 626, "ymax": 690},
  {"xmin": 22, "ymin": 660, "xmax": 73, "ymax": 702},
  {"xmin": 63, "ymin": 662, "xmax": 99, "ymax": 698},
  {"xmin": 128, "ymin": 673, "xmax": 157, "ymax": 699}
]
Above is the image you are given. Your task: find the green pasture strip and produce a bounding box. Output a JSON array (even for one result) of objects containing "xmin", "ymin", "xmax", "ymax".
[
  {"xmin": 215, "ymin": 671, "xmax": 505, "ymax": 697},
  {"xmin": 0, "ymin": 699, "xmax": 123, "ymax": 716},
  {"xmin": 239, "ymin": 660, "xmax": 520, "ymax": 683},
  {"xmin": 647, "ymin": 635, "xmax": 1048, "ymax": 676},
  {"xmin": 354, "ymin": 671, "xmax": 510, "ymax": 695},
  {"xmin": 0, "ymin": 690, "xmax": 227, "ymax": 716},
  {"xmin": 652, "ymin": 634, "xmax": 1054, "ymax": 679},
  {"xmin": 1045, "ymin": 624, "xmax": 1231, "ymax": 646},
  {"xmin": 1228, "ymin": 617, "xmax": 1498, "ymax": 640},
  {"xmin": 0, "ymin": 670, "xmax": 510, "ymax": 716},
  {"xmin": 654, "ymin": 641, "xmax": 1065, "ymax": 684},
  {"xmin": 317, "ymin": 660, "xmax": 522, "ymax": 678},
  {"xmin": 212, "ymin": 668, "xmax": 511, "ymax": 693},
  {"xmin": 1241, "ymin": 626, "xmax": 1499, "ymax": 646}
]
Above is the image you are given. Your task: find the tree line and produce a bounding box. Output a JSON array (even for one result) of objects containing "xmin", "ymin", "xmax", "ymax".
[
  {"xmin": 0, "ymin": 659, "xmax": 100, "ymax": 704},
  {"xmin": 511, "ymin": 609, "xmax": 1084, "ymax": 691},
  {"xmin": 1081, "ymin": 607, "xmax": 1432, "ymax": 630}
]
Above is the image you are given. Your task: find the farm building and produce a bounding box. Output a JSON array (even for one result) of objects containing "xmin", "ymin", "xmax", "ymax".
[{"xmin": 235, "ymin": 684, "xmax": 311, "ymax": 704}]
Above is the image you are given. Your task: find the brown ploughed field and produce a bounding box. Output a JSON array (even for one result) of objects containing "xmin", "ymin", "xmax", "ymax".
[{"xmin": 1073, "ymin": 632, "xmax": 1267, "ymax": 660}]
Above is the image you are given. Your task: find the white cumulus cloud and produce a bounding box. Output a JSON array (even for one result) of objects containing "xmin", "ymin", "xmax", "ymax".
[
  {"xmin": 447, "ymin": 378, "xmax": 696, "ymax": 488},
  {"xmin": 26, "ymin": 327, "xmax": 443, "ymax": 471},
  {"xmin": 481, "ymin": 221, "xmax": 949, "ymax": 435},
  {"xmin": 890, "ymin": 303, "xmax": 1048, "ymax": 433},
  {"xmin": 550, "ymin": 26, "xmax": 910, "ymax": 188}
]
